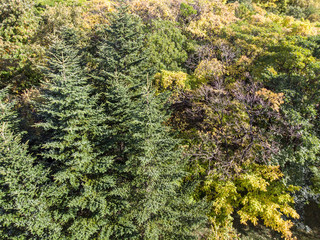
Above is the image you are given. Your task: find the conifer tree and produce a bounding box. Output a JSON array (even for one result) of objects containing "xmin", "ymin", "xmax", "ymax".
[
  {"xmin": 92, "ymin": 5, "xmax": 207, "ymax": 238},
  {"xmin": 0, "ymin": 88, "xmax": 48, "ymax": 239},
  {"xmin": 35, "ymin": 30, "xmax": 121, "ymax": 239},
  {"xmin": 91, "ymin": 3, "xmax": 154, "ymax": 92},
  {"xmin": 122, "ymin": 86, "xmax": 207, "ymax": 239},
  {"xmin": 97, "ymin": 75, "xmax": 207, "ymax": 239}
]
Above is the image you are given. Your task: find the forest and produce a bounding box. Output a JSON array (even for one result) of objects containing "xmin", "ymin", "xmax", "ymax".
[{"xmin": 1, "ymin": 0, "xmax": 320, "ymax": 239}]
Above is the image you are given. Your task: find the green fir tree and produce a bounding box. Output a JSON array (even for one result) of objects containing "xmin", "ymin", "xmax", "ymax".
[
  {"xmin": 91, "ymin": 3, "xmax": 154, "ymax": 92},
  {"xmin": 91, "ymin": 5, "xmax": 207, "ymax": 238},
  {"xmin": 96, "ymin": 71, "xmax": 207, "ymax": 239},
  {"xmin": 123, "ymin": 86, "xmax": 207, "ymax": 239},
  {"xmin": 0, "ymin": 88, "xmax": 48, "ymax": 239},
  {"xmin": 35, "ymin": 30, "xmax": 120, "ymax": 239}
]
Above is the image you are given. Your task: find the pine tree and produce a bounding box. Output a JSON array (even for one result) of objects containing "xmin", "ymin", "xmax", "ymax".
[
  {"xmin": 35, "ymin": 30, "xmax": 121, "ymax": 239},
  {"xmin": 0, "ymin": 88, "xmax": 48, "ymax": 239}
]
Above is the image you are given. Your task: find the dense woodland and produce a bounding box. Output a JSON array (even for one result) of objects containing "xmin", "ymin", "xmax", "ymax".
[{"xmin": 1, "ymin": 0, "xmax": 320, "ymax": 239}]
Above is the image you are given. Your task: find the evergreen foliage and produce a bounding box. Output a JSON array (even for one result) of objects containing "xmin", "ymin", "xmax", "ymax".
[
  {"xmin": 0, "ymin": 88, "xmax": 48, "ymax": 239},
  {"xmin": 130, "ymin": 89, "xmax": 206, "ymax": 239},
  {"xmin": 105, "ymin": 81, "xmax": 206, "ymax": 239},
  {"xmin": 91, "ymin": 4, "xmax": 154, "ymax": 93},
  {"xmin": 35, "ymin": 30, "xmax": 119, "ymax": 239},
  {"xmin": 91, "ymin": 5, "xmax": 207, "ymax": 238}
]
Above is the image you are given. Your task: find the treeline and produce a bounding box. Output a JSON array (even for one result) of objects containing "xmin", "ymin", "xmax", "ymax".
[{"xmin": 1, "ymin": 0, "xmax": 320, "ymax": 239}]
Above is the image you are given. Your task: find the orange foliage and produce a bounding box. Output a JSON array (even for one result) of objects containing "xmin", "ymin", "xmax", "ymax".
[{"xmin": 256, "ymin": 88, "xmax": 284, "ymax": 112}]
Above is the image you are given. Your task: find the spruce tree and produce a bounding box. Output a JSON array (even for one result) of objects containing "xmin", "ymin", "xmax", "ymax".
[
  {"xmin": 0, "ymin": 88, "xmax": 48, "ymax": 239},
  {"xmin": 35, "ymin": 30, "xmax": 121, "ymax": 239}
]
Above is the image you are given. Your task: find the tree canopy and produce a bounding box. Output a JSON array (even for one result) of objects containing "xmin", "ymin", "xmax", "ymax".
[{"xmin": 2, "ymin": 0, "xmax": 320, "ymax": 239}]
